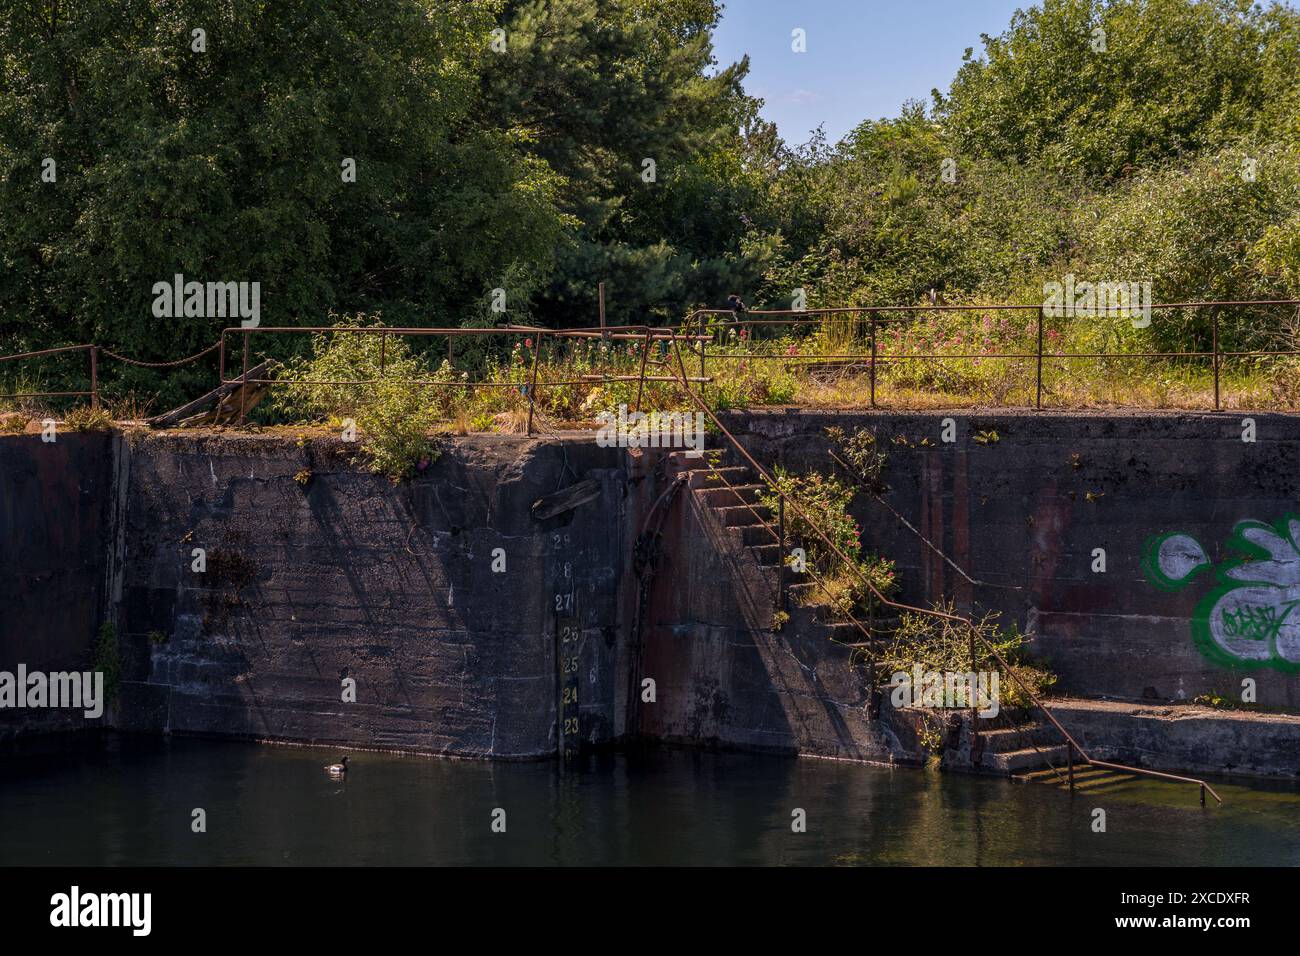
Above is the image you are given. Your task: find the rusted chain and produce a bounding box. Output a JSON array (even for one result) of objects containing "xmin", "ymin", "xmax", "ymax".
[{"xmin": 100, "ymin": 341, "xmax": 221, "ymax": 368}]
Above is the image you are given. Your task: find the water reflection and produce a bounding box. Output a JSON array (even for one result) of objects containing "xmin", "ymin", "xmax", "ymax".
[{"xmin": 1, "ymin": 735, "xmax": 1297, "ymax": 866}]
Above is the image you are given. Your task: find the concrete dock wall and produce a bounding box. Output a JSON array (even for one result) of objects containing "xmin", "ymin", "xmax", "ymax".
[{"xmin": 720, "ymin": 409, "xmax": 1300, "ymax": 707}]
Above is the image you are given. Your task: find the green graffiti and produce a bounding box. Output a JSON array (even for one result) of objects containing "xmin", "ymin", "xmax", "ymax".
[{"xmin": 1142, "ymin": 514, "xmax": 1300, "ymax": 672}]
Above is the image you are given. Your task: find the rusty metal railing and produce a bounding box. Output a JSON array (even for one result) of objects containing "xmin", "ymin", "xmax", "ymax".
[
  {"xmin": 214, "ymin": 324, "xmax": 710, "ymax": 433},
  {"xmin": 5, "ymin": 298, "xmax": 1299, "ymax": 419},
  {"xmin": 686, "ymin": 300, "xmax": 1300, "ymax": 411},
  {"xmin": 0, "ymin": 344, "xmax": 100, "ymax": 407}
]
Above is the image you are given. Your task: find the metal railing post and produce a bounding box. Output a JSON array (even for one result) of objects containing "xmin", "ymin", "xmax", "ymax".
[
  {"xmin": 525, "ymin": 332, "xmax": 543, "ymax": 437},
  {"xmin": 239, "ymin": 330, "xmax": 250, "ymax": 426},
  {"xmin": 1036, "ymin": 310, "xmax": 1045, "ymax": 410},
  {"xmin": 599, "ymin": 281, "xmax": 607, "ymax": 341},
  {"xmin": 89, "ymin": 346, "xmax": 98, "ymax": 410},
  {"xmin": 633, "ymin": 328, "xmax": 652, "ymax": 414},
  {"xmin": 1212, "ymin": 309, "xmax": 1220, "ymax": 410},
  {"xmin": 869, "ymin": 311, "xmax": 877, "ymax": 407},
  {"xmin": 379, "ymin": 329, "xmax": 387, "ymax": 376},
  {"xmin": 777, "ymin": 495, "xmax": 787, "ymax": 612},
  {"xmin": 1067, "ymin": 742, "xmax": 1075, "ymax": 792}
]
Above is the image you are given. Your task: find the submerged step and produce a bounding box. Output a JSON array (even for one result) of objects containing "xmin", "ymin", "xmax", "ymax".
[
  {"xmin": 1061, "ymin": 772, "xmax": 1137, "ymax": 791},
  {"xmin": 1019, "ymin": 764, "xmax": 1106, "ymax": 783}
]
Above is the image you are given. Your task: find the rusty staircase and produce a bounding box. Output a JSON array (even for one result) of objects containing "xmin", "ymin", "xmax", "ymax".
[
  {"xmin": 660, "ymin": 341, "xmax": 1222, "ymax": 806},
  {"xmin": 686, "ymin": 459, "xmax": 1070, "ymax": 779},
  {"xmin": 685, "ymin": 461, "xmax": 897, "ymax": 644}
]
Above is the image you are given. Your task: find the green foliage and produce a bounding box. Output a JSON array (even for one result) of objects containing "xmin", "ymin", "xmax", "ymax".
[
  {"xmin": 2, "ymin": 0, "xmax": 1299, "ymax": 406},
  {"xmin": 62, "ymin": 405, "xmax": 114, "ymax": 431},
  {"xmin": 937, "ymin": 0, "xmax": 1300, "ymax": 179},
  {"xmin": 273, "ymin": 315, "xmax": 440, "ymax": 481},
  {"xmin": 760, "ymin": 468, "xmax": 861, "ymax": 563},
  {"xmin": 93, "ymin": 622, "xmax": 121, "ymax": 703},
  {"xmin": 826, "ymin": 425, "xmax": 888, "ymax": 489},
  {"xmin": 880, "ymin": 601, "xmax": 1057, "ymax": 712},
  {"xmin": 0, "ymin": 0, "xmax": 566, "ymax": 405},
  {"xmin": 759, "ymin": 465, "xmax": 899, "ymax": 617}
]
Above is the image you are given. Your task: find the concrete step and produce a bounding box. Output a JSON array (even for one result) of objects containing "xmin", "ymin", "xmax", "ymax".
[
  {"xmin": 984, "ymin": 744, "xmax": 1070, "ymax": 774},
  {"xmin": 716, "ymin": 504, "xmax": 772, "ymax": 527},
  {"xmin": 820, "ymin": 620, "xmax": 883, "ymax": 646},
  {"xmin": 738, "ymin": 523, "xmax": 779, "ymax": 547},
  {"xmin": 699, "ymin": 483, "xmax": 764, "ymax": 507},
  {"xmin": 976, "ymin": 723, "xmax": 1062, "ymax": 755},
  {"xmin": 685, "ymin": 466, "xmax": 752, "ymax": 489},
  {"xmin": 751, "ymin": 543, "xmax": 783, "ymax": 567}
]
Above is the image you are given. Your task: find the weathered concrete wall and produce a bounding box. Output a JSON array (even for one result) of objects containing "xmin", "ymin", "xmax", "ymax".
[
  {"xmin": 0, "ymin": 433, "xmax": 112, "ymax": 739},
  {"xmin": 111, "ymin": 433, "xmax": 630, "ymax": 758},
  {"xmin": 631, "ymin": 453, "xmax": 904, "ymax": 762},
  {"xmin": 7, "ymin": 411, "xmax": 1300, "ymax": 774},
  {"xmin": 1048, "ymin": 698, "xmax": 1300, "ymax": 778},
  {"xmin": 720, "ymin": 409, "xmax": 1300, "ymax": 707}
]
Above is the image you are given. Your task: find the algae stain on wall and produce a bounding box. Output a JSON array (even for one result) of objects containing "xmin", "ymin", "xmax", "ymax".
[{"xmin": 1142, "ymin": 516, "xmax": 1300, "ymax": 671}]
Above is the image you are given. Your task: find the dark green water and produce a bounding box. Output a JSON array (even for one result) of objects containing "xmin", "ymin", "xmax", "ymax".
[{"xmin": 2, "ymin": 735, "xmax": 1298, "ymax": 866}]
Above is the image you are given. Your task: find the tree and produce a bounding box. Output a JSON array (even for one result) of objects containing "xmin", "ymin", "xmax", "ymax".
[{"xmin": 0, "ymin": 0, "xmax": 567, "ymax": 404}]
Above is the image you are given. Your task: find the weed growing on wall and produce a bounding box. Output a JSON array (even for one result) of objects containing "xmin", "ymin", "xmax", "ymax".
[
  {"xmin": 272, "ymin": 315, "xmax": 441, "ymax": 480},
  {"xmin": 63, "ymin": 405, "xmax": 114, "ymax": 431},
  {"xmin": 93, "ymin": 622, "xmax": 121, "ymax": 703},
  {"xmin": 758, "ymin": 466, "xmax": 898, "ymax": 616},
  {"xmin": 879, "ymin": 601, "xmax": 1056, "ymax": 712}
]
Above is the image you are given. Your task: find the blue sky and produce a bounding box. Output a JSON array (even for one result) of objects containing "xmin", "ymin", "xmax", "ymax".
[{"xmin": 711, "ymin": 0, "xmax": 1031, "ymax": 145}]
